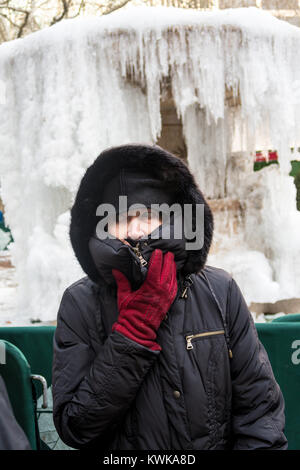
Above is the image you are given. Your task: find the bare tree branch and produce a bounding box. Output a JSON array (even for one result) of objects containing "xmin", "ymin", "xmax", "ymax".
[
  {"xmin": 0, "ymin": 11, "xmax": 19, "ymax": 28},
  {"xmin": 102, "ymin": 0, "xmax": 132, "ymax": 15},
  {"xmin": 50, "ymin": 0, "xmax": 70, "ymax": 25},
  {"xmin": 17, "ymin": 10, "xmax": 29, "ymax": 37},
  {"xmin": 0, "ymin": 5, "xmax": 29, "ymax": 14},
  {"xmin": 68, "ymin": 0, "xmax": 85, "ymax": 19}
]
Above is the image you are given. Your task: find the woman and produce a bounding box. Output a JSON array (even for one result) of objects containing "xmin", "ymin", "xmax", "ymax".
[{"xmin": 52, "ymin": 143, "xmax": 287, "ymax": 450}]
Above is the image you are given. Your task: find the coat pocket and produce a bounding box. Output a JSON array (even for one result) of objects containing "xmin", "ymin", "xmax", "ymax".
[{"xmin": 185, "ymin": 330, "xmax": 225, "ymax": 350}]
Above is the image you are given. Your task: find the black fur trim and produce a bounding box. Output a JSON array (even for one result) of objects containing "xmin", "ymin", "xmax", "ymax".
[{"xmin": 69, "ymin": 143, "xmax": 214, "ymax": 283}]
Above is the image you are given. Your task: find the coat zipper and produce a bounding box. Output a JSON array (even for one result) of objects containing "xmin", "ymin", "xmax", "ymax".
[
  {"xmin": 185, "ymin": 330, "xmax": 225, "ymax": 350},
  {"xmin": 201, "ymin": 271, "xmax": 233, "ymax": 360},
  {"xmin": 180, "ymin": 275, "xmax": 193, "ymax": 298},
  {"xmin": 131, "ymin": 244, "xmax": 193, "ymax": 302},
  {"xmin": 132, "ymin": 241, "xmax": 148, "ymax": 267}
]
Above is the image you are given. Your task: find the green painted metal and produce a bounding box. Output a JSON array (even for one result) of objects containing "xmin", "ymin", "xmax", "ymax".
[
  {"xmin": 0, "ymin": 326, "xmax": 56, "ymax": 399},
  {"xmin": 0, "ymin": 340, "xmax": 38, "ymax": 450},
  {"xmin": 272, "ymin": 314, "xmax": 300, "ymax": 323},
  {"xmin": 256, "ymin": 322, "xmax": 300, "ymax": 450}
]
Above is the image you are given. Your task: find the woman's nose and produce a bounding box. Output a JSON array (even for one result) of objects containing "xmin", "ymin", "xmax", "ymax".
[{"xmin": 127, "ymin": 218, "xmax": 145, "ymax": 240}]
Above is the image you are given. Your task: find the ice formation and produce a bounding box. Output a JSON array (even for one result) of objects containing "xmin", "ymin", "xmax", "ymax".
[
  {"xmin": 0, "ymin": 6, "xmax": 300, "ymax": 322},
  {"xmin": 208, "ymin": 155, "xmax": 300, "ymax": 304}
]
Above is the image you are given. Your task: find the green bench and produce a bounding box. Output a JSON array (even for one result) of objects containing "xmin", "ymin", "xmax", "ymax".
[
  {"xmin": 256, "ymin": 318, "xmax": 300, "ymax": 450},
  {"xmin": 0, "ymin": 326, "xmax": 56, "ymax": 450}
]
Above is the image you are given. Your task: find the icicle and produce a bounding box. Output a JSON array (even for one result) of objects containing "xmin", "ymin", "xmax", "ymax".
[{"xmin": 1, "ymin": 6, "xmax": 300, "ymax": 321}]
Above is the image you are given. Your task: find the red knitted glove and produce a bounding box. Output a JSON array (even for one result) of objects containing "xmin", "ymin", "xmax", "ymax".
[{"xmin": 111, "ymin": 249, "xmax": 178, "ymax": 351}]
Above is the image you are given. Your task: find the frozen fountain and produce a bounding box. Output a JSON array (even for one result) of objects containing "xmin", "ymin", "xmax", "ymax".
[{"xmin": 0, "ymin": 6, "xmax": 300, "ymax": 322}]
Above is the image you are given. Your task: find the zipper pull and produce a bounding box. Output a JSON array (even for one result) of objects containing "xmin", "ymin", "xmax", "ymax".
[
  {"xmin": 181, "ymin": 286, "xmax": 188, "ymax": 299},
  {"xmin": 133, "ymin": 242, "xmax": 148, "ymax": 267},
  {"xmin": 180, "ymin": 275, "xmax": 193, "ymax": 299},
  {"xmin": 186, "ymin": 335, "xmax": 193, "ymax": 350},
  {"xmin": 139, "ymin": 256, "xmax": 148, "ymax": 267}
]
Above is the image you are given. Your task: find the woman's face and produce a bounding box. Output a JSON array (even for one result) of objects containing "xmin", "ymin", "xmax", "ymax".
[{"xmin": 108, "ymin": 207, "xmax": 162, "ymax": 246}]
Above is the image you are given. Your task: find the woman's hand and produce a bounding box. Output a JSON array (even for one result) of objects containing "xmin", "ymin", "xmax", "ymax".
[{"xmin": 111, "ymin": 249, "xmax": 178, "ymax": 351}]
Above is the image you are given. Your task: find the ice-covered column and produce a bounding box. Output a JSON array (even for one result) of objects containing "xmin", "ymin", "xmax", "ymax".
[{"xmin": 0, "ymin": 17, "xmax": 153, "ymax": 321}]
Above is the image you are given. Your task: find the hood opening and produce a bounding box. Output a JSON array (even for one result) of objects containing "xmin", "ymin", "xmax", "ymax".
[{"xmin": 69, "ymin": 143, "xmax": 214, "ymax": 285}]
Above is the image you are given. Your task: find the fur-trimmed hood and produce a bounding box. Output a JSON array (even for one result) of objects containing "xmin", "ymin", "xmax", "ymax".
[{"xmin": 69, "ymin": 143, "xmax": 214, "ymax": 285}]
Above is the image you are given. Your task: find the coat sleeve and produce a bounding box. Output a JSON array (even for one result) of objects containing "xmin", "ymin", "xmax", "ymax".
[
  {"xmin": 52, "ymin": 288, "xmax": 160, "ymax": 450},
  {"xmin": 227, "ymin": 278, "xmax": 288, "ymax": 450}
]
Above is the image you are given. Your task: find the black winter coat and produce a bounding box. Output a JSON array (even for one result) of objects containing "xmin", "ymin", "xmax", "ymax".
[{"xmin": 52, "ymin": 144, "xmax": 288, "ymax": 450}]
